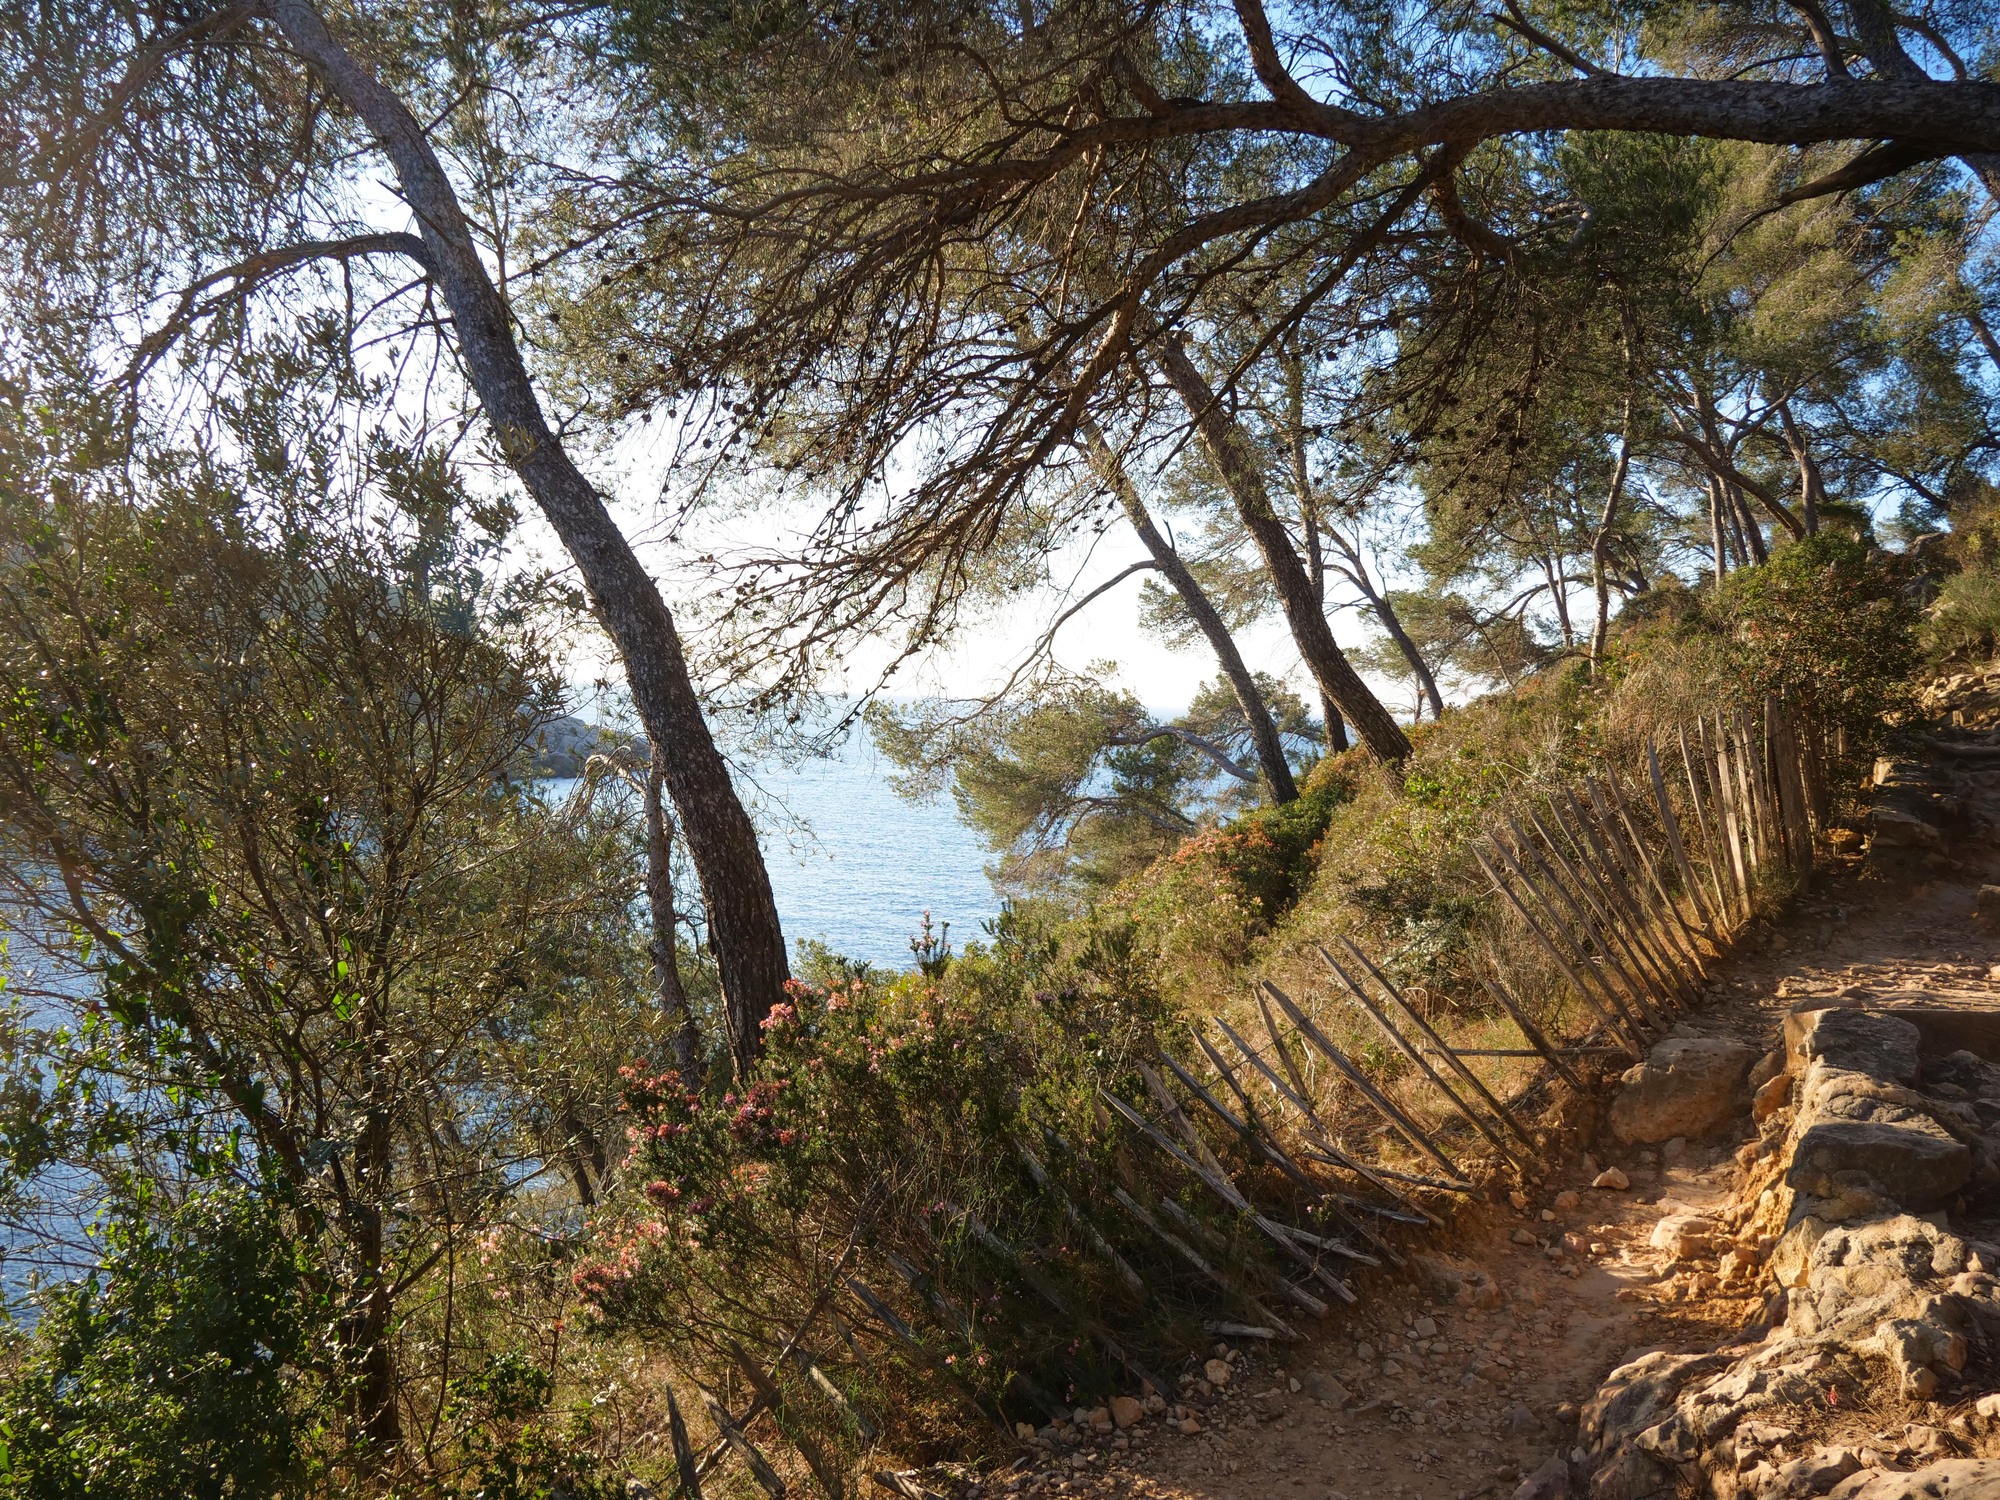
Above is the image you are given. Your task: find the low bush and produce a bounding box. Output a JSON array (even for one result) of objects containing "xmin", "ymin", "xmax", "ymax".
[
  {"xmin": 564, "ymin": 962, "xmax": 1270, "ymax": 1464},
  {"xmin": 1714, "ymin": 533, "xmax": 1918, "ymax": 737},
  {"xmin": 0, "ymin": 1190, "xmax": 324, "ymax": 1500}
]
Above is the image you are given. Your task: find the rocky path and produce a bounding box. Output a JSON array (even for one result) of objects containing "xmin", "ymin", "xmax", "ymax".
[{"xmin": 988, "ymin": 749, "xmax": 2000, "ymax": 1500}]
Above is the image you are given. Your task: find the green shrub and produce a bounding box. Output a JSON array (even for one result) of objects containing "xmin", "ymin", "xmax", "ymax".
[
  {"xmin": 0, "ymin": 1190, "xmax": 323, "ymax": 1500},
  {"xmin": 440, "ymin": 1352, "xmax": 618, "ymax": 1500},
  {"xmin": 1106, "ymin": 772, "xmax": 1352, "ymax": 998},
  {"xmin": 1923, "ymin": 566, "xmax": 2000, "ymax": 661},
  {"xmin": 1716, "ymin": 532, "xmax": 1917, "ymax": 737},
  {"xmin": 565, "ymin": 960, "xmax": 1189, "ymax": 1452}
]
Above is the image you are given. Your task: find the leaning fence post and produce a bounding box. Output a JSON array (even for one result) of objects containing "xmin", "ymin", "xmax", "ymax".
[
  {"xmin": 1647, "ymin": 737, "xmax": 1718, "ymax": 934},
  {"xmin": 1259, "ymin": 980, "xmax": 1473, "ymax": 1187},
  {"xmin": 1317, "ymin": 941, "xmax": 1529, "ymax": 1167},
  {"xmin": 1676, "ymin": 724, "xmax": 1735, "ymax": 929},
  {"xmin": 1475, "ymin": 973, "xmax": 1584, "ymax": 1091},
  {"xmin": 1330, "ymin": 937, "xmax": 1537, "ymax": 1153}
]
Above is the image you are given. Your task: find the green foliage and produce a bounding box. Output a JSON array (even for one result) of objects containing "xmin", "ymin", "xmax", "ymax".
[
  {"xmin": 567, "ymin": 955, "xmax": 1188, "ymax": 1448},
  {"xmin": 0, "ymin": 386, "xmax": 676, "ymax": 1489},
  {"xmin": 440, "ymin": 1353, "xmax": 617, "ymax": 1500},
  {"xmin": 870, "ymin": 674, "xmax": 1318, "ymax": 895},
  {"xmin": 1107, "ymin": 772, "xmax": 1351, "ymax": 995},
  {"xmin": 0, "ymin": 1190, "xmax": 321, "ymax": 1500},
  {"xmin": 1922, "ymin": 483, "xmax": 2000, "ymax": 662},
  {"xmin": 1923, "ymin": 567, "xmax": 2000, "ymax": 662},
  {"xmin": 1715, "ymin": 533, "xmax": 1918, "ymax": 735}
]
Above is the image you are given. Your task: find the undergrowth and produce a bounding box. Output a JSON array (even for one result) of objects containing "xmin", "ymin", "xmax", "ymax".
[{"xmin": 541, "ymin": 532, "xmax": 1924, "ymax": 1489}]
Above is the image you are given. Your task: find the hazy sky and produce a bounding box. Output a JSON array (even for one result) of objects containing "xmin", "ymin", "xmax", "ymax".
[{"xmin": 542, "ymin": 414, "xmax": 1408, "ymax": 723}]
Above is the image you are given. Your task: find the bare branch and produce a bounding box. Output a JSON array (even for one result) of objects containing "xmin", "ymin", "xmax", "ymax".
[
  {"xmin": 127, "ymin": 231, "xmax": 430, "ymax": 382},
  {"xmin": 1106, "ymin": 727, "xmax": 1260, "ymax": 783},
  {"xmin": 44, "ymin": 3, "xmax": 258, "ymax": 189},
  {"xmin": 1489, "ymin": 0, "xmax": 1613, "ymax": 79}
]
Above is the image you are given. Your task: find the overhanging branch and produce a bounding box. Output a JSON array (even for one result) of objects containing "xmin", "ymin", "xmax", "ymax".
[{"xmin": 128, "ymin": 231, "xmax": 431, "ymax": 382}]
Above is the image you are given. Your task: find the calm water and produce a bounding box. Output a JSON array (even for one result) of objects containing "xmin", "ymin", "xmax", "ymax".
[{"xmin": 744, "ymin": 723, "xmax": 1000, "ymax": 970}]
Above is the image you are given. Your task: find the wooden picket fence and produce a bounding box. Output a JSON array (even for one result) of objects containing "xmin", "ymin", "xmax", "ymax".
[{"xmin": 650, "ymin": 696, "xmax": 1834, "ymax": 1500}]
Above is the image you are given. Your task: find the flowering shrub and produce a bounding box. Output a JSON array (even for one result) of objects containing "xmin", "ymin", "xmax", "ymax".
[
  {"xmin": 562, "ymin": 955, "xmax": 1256, "ymax": 1465},
  {"xmin": 1107, "ymin": 775, "xmax": 1350, "ymax": 995}
]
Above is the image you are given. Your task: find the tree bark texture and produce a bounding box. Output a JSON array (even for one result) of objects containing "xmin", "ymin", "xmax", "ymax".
[
  {"xmin": 1153, "ymin": 336, "xmax": 1412, "ymax": 761},
  {"xmin": 264, "ymin": 0, "xmax": 788, "ymax": 1075},
  {"xmin": 1589, "ymin": 408, "xmax": 1635, "ymax": 668},
  {"xmin": 645, "ymin": 750, "xmax": 703, "ymax": 1079}
]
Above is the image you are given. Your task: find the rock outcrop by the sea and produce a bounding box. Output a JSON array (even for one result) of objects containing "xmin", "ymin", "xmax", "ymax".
[{"xmin": 520, "ymin": 714, "xmax": 646, "ymax": 778}]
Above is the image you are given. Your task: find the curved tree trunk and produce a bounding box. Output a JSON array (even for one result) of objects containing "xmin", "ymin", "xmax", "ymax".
[
  {"xmin": 1325, "ymin": 531, "xmax": 1445, "ymax": 720},
  {"xmin": 1076, "ymin": 419, "xmax": 1299, "ymax": 802},
  {"xmin": 645, "ymin": 751, "xmax": 704, "ymax": 1080},
  {"xmin": 1153, "ymin": 336, "xmax": 1412, "ymax": 761},
  {"xmin": 1708, "ymin": 474, "xmax": 1730, "ymax": 581},
  {"xmin": 1729, "ymin": 482, "xmax": 1769, "ymax": 564},
  {"xmin": 1589, "ymin": 406, "xmax": 1635, "ymax": 669},
  {"xmin": 1321, "ymin": 697, "xmax": 1349, "ymax": 752},
  {"xmin": 1776, "ymin": 400, "xmax": 1824, "ymax": 536},
  {"xmin": 266, "ymin": 0, "xmax": 788, "ymax": 1075}
]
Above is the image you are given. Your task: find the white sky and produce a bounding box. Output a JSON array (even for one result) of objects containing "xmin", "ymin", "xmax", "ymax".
[{"xmin": 534, "ymin": 415, "xmax": 1409, "ymax": 726}]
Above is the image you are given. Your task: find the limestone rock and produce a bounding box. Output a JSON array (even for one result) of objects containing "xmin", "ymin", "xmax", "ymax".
[
  {"xmin": 1610, "ymin": 1038, "xmax": 1758, "ymax": 1143},
  {"xmin": 1108, "ymin": 1395, "xmax": 1143, "ymax": 1429},
  {"xmin": 1737, "ymin": 1421, "xmax": 1801, "ymax": 1450},
  {"xmin": 1755, "ymin": 1072, "xmax": 1794, "ymax": 1122},
  {"xmin": 1303, "ymin": 1370, "xmax": 1349, "ymax": 1406},
  {"xmin": 1588, "ymin": 1445, "xmax": 1675, "ymax": 1500},
  {"xmin": 1649, "ymin": 1213, "xmax": 1720, "ymax": 1261},
  {"xmin": 1772, "ymin": 1447, "xmax": 1862, "ymax": 1497},
  {"xmin": 1511, "ymin": 1454, "xmax": 1571, "ymax": 1500},
  {"xmin": 1868, "ymin": 805, "xmax": 1942, "ymax": 848},
  {"xmin": 1594, "ymin": 1167, "xmax": 1631, "ymax": 1190},
  {"xmin": 1751, "ymin": 1050, "xmax": 1787, "ymax": 1090},
  {"xmin": 1976, "ymin": 886, "xmax": 2000, "ymax": 933},
  {"xmin": 1789, "ymin": 1119, "xmax": 1971, "ymax": 1211},
  {"xmin": 1827, "ymin": 1461, "xmax": 2000, "ymax": 1500},
  {"xmin": 1785, "ymin": 1008, "xmax": 1922, "ymax": 1089}
]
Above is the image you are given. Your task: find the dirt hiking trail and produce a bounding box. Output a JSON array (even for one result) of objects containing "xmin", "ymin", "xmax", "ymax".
[{"xmin": 982, "ymin": 747, "xmax": 2000, "ymax": 1500}]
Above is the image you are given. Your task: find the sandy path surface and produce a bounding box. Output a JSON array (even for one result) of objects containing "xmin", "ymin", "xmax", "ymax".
[{"xmin": 986, "ymin": 757, "xmax": 2000, "ymax": 1500}]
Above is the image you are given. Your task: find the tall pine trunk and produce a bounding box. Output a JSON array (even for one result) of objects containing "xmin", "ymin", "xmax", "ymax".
[
  {"xmin": 1076, "ymin": 419, "xmax": 1300, "ymax": 802},
  {"xmin": 1154, "ymin": 336, "xmax": 1411, "ymax": 761},
  {"xmin": 267, "ymin": 0, "xmax": 788, "ymax": 1074}
]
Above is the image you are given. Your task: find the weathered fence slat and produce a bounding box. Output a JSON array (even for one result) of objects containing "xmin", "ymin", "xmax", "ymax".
[
  {"xmin": 1259, "ymin": 980, "xmax": 1473, "ymax": 1187},
  {"xmin": 1327, "ymin": 938, "xmax": 1536, "ymax": 1155},
  {"xmin": 1476, "ymin": 844, "xmax": 1646, "ymax": 1052},
  {"xmin": 1207, "ymin": 1018, "xmax": 1436, "ymax": 1228},
  {"xmin": 1317, "ymin": 942, "xmax": 1528, "ymax": 1168},
  {"xmin": 1472, "ymin": 975, "xmax": 1584, "ymax": 1090}
]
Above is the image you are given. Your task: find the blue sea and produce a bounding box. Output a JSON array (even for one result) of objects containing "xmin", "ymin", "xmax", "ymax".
[{"xmin": 742, "ymin": 722, "xmax": 1001, "ymax": 970}]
